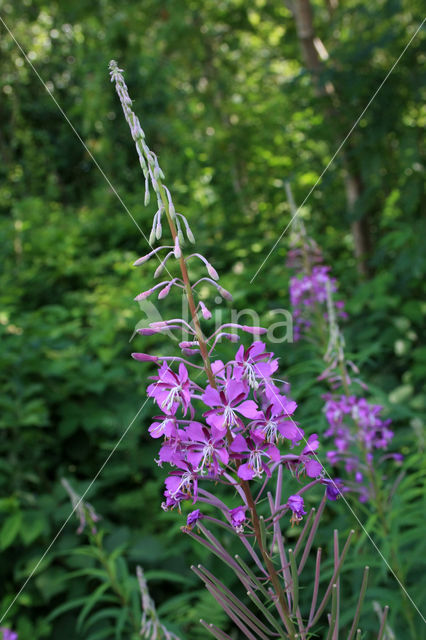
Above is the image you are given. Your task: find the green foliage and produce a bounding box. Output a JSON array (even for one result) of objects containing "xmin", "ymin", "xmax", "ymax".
[{"xmin": 0, "ymin": 0, "xmax": 424, "ymax": 638}]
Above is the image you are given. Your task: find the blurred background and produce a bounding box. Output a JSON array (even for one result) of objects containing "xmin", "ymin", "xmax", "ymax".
[{"xmin": 0, "ymin": 1, "xmax": 425, "ymax": 638}]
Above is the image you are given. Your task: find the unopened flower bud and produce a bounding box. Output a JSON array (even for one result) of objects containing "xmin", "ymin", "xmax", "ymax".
[
  {"xmin": 134, "ymin": 290, "xmax": 152, "ymax": 301},
  {"xmin": 199, "ymin": 301, "xmax": 212, "ymax": 320},
  {"xmin": 131, "ymin": 353, "xmax": 159, "ymax": 362},
  {"xmin": 158, "ymin": 284, "xmax": 172, "ymax": 299},
  {"xmin": 218, "ymin": 286, "xmax": 233, "ymax": 301},
  {"xmin": 223, "ymin": 333, "xmax": 239, "ymax": 343},
  {"xmin": 207, "ymin": 263, "xmax": 219, "ymax": 281},
  {"xmin": 242, "ymin": 325, "xmax": 268, "ymax": 335},
  {"xmin": 182, "ymin": 348, "xmax": 200, "ymax": 356}
]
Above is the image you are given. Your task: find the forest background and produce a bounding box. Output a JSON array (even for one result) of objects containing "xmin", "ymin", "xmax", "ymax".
[{"xmin": 0, "ymin": 1, "xmax": 425, "ymax": 638}]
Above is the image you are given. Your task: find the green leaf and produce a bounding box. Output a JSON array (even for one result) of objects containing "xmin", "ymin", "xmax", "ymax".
[{"xmin": 0, "ymin": 511, "xmax": 22, "ymax": 549}]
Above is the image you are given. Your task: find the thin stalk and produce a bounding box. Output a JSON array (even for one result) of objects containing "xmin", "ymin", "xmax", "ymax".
[
  {"xmin": 325, "ymin": 584, "xmax": 338, "ymax": 640},
  {"xmin": 308, "ymin": 548, "xmax": 322, "ymax": 626},
  {"xmin": 333, "ymin": 530, "xmax": 340, "ymax": 640},
  {"xmin": 293, "ymin": 508, "xmax": 315, "ymax": 558},
  {"xmin": 377, "ymin": 606, "xmax": 389, "ymax": 640},
  {"xmin": 310, "ymin": 530, "xmax": 354, "ymax": 626},
  {"xmin": 298, "ymin": 495, "xmax": 326, "ymax": 575},
  {"xmin": 288, "ymin": 549, "xmax": 299, "ymax": 616},
  {"xmin": 207, "ymin": 586, "xmax": 260, "ymax": 640},
  {"xmin": 200, "ymin": 619, "xmax": 233, "ymax": 640},
  {"xmin": 347, "ymin": 566, "xmax": 369, "ymax": 640},
  {"xmin": 195, "ymin": 564, "xmax": 276, "ymax": 637}
]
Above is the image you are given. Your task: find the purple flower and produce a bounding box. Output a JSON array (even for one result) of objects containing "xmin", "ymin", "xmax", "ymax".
[
  {"xmin": 202, "ymin": 379, "xmax": 260, "ymax": 432},
  {"xmin": 251, "ymin": 399, "xmax": 301, "ymax": 445},
  {"xmin": 300, "ymin": 434, "xmax": 323, "ymax": 478},
  {"xmin": 287, "ymin": 494, "xmax": 307, "ymax": 522},
  {"xmin": 163, "ymin": 461, "xmax": 198, "ymax": 507},
  {"xmin": 230, "ymin": 432, "xmax": 280, "ymax": 480},
  {"xmin": 229, "ymin": 505, "xmax": 247, "ymax": 532},
  {"xmin": 184, "ymin": 422, "xmax": 229, "ymax": 475},
  {"xmin": 234, "ymin": 341, "xmax": 278, "ymax": 389},
  {"xmin": 148, "ymin": 413, "xmax": 177, "ymax": 439},
  {"xmin": 289, "ymin": 266, "xmax": 345, "ymax": 340},
  {"xmin": 321, "ymin": 478, "xmax": 345, "ymax": 501},
  {"xmin": 186, "ymin": 509, "xmax": 203, "ymax": 528},
  {"xmin": 148, "ymin": 362, "xmax": 192, "ymax": 414},
  {"xmin": 1, "ymin": 630, "xmax": 18, "ymax": 640}
]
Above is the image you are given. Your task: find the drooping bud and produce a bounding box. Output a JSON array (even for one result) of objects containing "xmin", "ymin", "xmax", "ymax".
[
  {"xmin": 177, "ymin": 213, "xmax": 196, "ymax": 244},
  {"xmin": 206, "ymin": 263, "xmax": 219, "ymax": 281},
  {"xmin": 137, "ymin": 328, "xmax": 160, "ymax": 336},
  {"xmin": 242, "ymin": 325, "xmax": 268, "ymax": 335},
  {"xmin": 221, "ymin": 333, "xmax": 239, "ymax": 343},
  {"xmin": 199, "ymin": 301, "xmax": 212, "ymax": 320},
  {"xmin": 186, "ymin": 227, "xmax": 195, "ymax": 244},
  {"xmin": 179, "ymin": 341, "xmax": 199, "ymax": 349},
  {"xmin": 131, "ymin": 353, "xmax": 160, "ymax": 362},
  {"xmin": 134, "ymin": 281, "xmax": 170, "ymax": 301},
  {"xmin": 182, "ymin": 348, "xmax": 200, "ymax": 357},
  {"xmin": 158, "ymin": 283, "xmax": 172, "ymax": 299},
  {"xmin": 133, "ymin": 246, "xmax": 172, "ymax": 267},
  {"xmin": 218, "ymin": 286, "xmax": 233, "ymax": 301},
  {"xmin": 134, "ymin": 289, "xmax": 153, "ymax": 301}
]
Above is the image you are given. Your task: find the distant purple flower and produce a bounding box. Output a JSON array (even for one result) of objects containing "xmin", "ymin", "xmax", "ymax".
[
  {"xmin": 229, "ymin": 505, "xmax": 247, "ymax": 533},
  {"xmin": 230, "ymin": 432, "xmax": 280, "ymax": 480},
  {"xmin": 186, "ymin": 509, "xmax": 203, "ymax": 528},
  {"xmin": 287, "ymin": 494, "xmax": 307, "ymax": 522},
  {"xmin": 148, "ymin": 362, "xmax": 192, "ymax": 414},
  {"xmin": 202, "ymin": 379, "xmax": 260, "ymax": 432},
  {"xmin": 289, "ymin": 266, "xmax": 345, "ymax": 340},
  {"xmin": 1, "ymin": 629, "xmax": 18, "ymax": 640}
]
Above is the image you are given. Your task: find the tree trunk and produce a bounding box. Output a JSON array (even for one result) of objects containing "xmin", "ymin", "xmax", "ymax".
[{"xmin": 289, "ymin": 0, "xmax": 371, "ymax": 277}]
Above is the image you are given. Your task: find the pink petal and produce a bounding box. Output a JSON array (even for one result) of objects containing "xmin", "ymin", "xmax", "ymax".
[
  {"xmin": 236, "ymin": 400, "xmax": 261, "ymax": 419},
  {"xmin": 230, "ymin": 434, "xmax": 248, "ymax": 453},
  {"xmin": 237, "ymin": 463, "xmax": 255, "ymax": 480},
  {"xmin": 305, "ymin": 459, "xmax": 323, "ymax": 477},
  {"xmin": 202, "ymin": 385, "xmax": 222, "ymax": 408},
  {"xmin": 206, "ymin": 412, "xmax": 227, "ymax": 431},
  {"xmin": 227, "ymin": 379, "xmax": 247, "ymax": 404}
]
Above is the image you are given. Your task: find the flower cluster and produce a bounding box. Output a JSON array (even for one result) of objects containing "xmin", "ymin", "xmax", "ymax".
[
  {"xmin": 136, "ymin": 341, "xmax": 324, "ymax": 515},
  {"xmin": 289, "ymin": 266, "xmax": 346, "ymax": 341},
  {"xmin": 323, "ymin": 394, "xmax": 401, "ymax": 500},
  {"xmin": 111, "ymin": 62, "xmax": 328, "ymax": 533},
  {"xmin": 1, "ymin": 629, "xmax": 17, "ymax": 640},
  {"xmin": 286, "ymin": 193, "xmax": 399, "ymax": 503}
]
